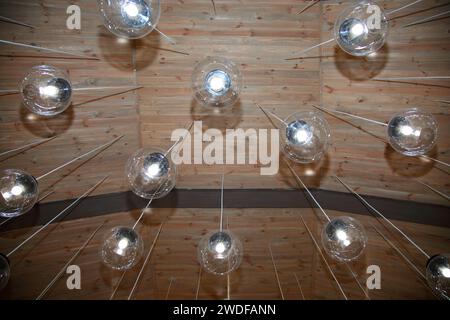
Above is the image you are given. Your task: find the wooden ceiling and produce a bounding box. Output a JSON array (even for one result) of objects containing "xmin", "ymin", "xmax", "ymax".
[
  {"xmin": 0, "ymin": 208, "xmax": 446, "ymax": 300},
  {"xmin": 0, "ymin": 0, "xmax": 449, "ymax": 300},
  {"xmin": 0, "ymin": 0, "xmax": 448, "ymax": 205}
]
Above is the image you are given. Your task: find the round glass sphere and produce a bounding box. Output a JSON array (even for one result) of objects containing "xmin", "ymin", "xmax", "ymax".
[
  {"xmin": 281, "ymin": 111, "xmax": 331, "ymax": 164},
  {"xmin": 0, "ymin": 254, "xmax": 10, "ymax": 291},
  {"xmin": 426, "ymin": 254, "xmax": 450, "ymax": 300},
  {"xmin": 100, "ymin": 226, "xmax": 144, "ymax": 270},
  {"xmin": 20, "ymin": 65, "xmax": 72, "ymax": 117},
  {"xmin": 0, "ymin": 169, "xmax": 39, "ymax": 218},
  {"xmin": 321, "ymin": 216, "xmax": 367, "ymax": 262},
  {"xmin": 197, "ymin": 230, "xmax": 243, "ymax": 275},
  {"xmin": 98, "ymin": 0, "xmax": 161, "ymax": 39},
  {"xmin": 126, "ymin": 147, "xmax": 177, "ymax": 199},
  {"xmin": 334, "ymin": 0, "xmax": 389, "ymax": 57},
  {"xmin": 192, "ymin": 57, "xmax": 242, "ymax": 108},
  {"xmin": 387, "ymin": 109, "xmax": 438, "ymax": 157}
]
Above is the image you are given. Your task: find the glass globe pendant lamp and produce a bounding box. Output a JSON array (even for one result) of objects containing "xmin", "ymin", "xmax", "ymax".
[
  {"xmin": 257, "ymin": 105, "xmax": 332, "ymax": 164},
  {"xmin": 125, "ymin": 147, "xmax": 177, "ymax": 199},
  {"xmin": 197, "ymin": 173, "xmax": 243, "ymax": 275},
  {"xmin": 20, "ymin": 65, "xmax": 72, "ymax": 117},
  {"xmin": 192, "ymin": 57, "xmax": 242, "ymax": 108},
  {"xmin": 285, "ymin": 162, "xmax": 368, "ymax": 262},
  {"xmin": 98, "ymin": 0, "xmax": 161, "ymax": 39},
  {"xmin": 334, "ymin": 0, "xmax": 389, "ymax": 57},
  {"xmin": 281, "ymin": 111, "xmax": 331, "ymax": 164},
  {"xmin": 18, "ymin": 65, "xmax": 143, "ymax": 117}
]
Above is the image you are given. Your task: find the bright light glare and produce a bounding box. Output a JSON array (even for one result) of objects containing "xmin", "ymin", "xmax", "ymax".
[
  {"xmin": 40, "ymin": 85, "xmax": 59, "ymax": 98},
  {"xmin": 209, "ymin": 76, "xmax": 226, "ymax": 92},
  {"xmin": 11, "ymin": 185, "xmax": 24, "ymax": 196},
  {"xmin": 124, "ymin": 3, "xmax": 139, "ymax": 17}
]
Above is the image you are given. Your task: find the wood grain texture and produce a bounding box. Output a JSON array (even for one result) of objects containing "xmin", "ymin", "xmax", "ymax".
[
  {"xmin": 0, "ymin": 207, "xmax": 447, "ymax": 300},
  {"xmin": 0, "ymin": 0, "xmax": 448, "ymax": 205}
]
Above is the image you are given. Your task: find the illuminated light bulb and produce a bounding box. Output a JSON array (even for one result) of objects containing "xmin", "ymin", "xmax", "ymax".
[
  {"xmin": 321, "ymin": 216, "xmax": 367, "ymax": 262},
  {"xmin": 282, "ymin": 111, "xmax": 331, "ymax": 164},
  {"xmin": 334, "ymin": 1, "xmax": 389, "ymax": 56},
  {"xmin": 198, "ymin": 230, "xmax": 243, "ymax": 275},
  {"xmin": 192, "ymin": 57, "xmax": 242, "ymax": 108},
  {"xmin": 98, "ymin": 0, "xmax": 161, "ymax": 39},
  {"xmin": 0, "ymin": 169, "xmax": 39, "ymax": 218},
  {"xmin": 126, "ymin": 148, "xmax": 177, "ymax": 199},
  {"xmin": 387, "ymin": 109, "xmax": 438, "ymax": 156},
  {"xmin": 100, "ymin": 226, "xmax": 144, "ymax": 270},
  {"xmin": 20, "ymin": 65, "xmax": 72, "ymax": 116},
  {"xmin": 426, "ymin": 254, "xmax": 450, "ymax": 300}
]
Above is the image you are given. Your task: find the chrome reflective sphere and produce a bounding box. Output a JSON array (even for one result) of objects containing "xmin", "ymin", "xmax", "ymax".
[
  {"xmin": 281, "ymin": 111, "xmax": 331, "ymax": 164},
  {"xmin": 20, "ymin": 65, "xmax": 72, "ymax": 117},
  {"xmin": 100, "ymin": 226, "xmax": 144, "ymax": 270},
  {"xmin": 198, "ymin": 230, "xmax": 243, "ymax": 275},
  {"xmin": 426, "ymin": 254, "xmax": 450, "ymax": 300},
  {"xmin": 387, "ymin": 109, "xmax": 438, "ymax": 157},
  {"xmin": 321, "ymin": 216, "xmax": 367, "ymax": 262},
  {"xmin": 0, "ymin": 254, "xmax": 10, "ymax": 291},
  {"xmin": 0, "ymin": 169, "xmax": 39, "ymax": 218},
  {"xmin": 126, "ymin": 147, "xmax": 177, "ymax": 199},
  {"xmin": 98, "ymin": 0, "xmax": 161, "ymax": 39},
  {"xmin": 192, "ymin": 57, "xmax": 242, "ymax": 108},
  {"xmin": 334, "ymin": 1, "xmax": 389, "ymax": 56}
]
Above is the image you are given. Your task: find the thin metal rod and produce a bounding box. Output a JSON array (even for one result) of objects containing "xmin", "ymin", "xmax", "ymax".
[
  {"xmin": 72, "ymin": 86, "xmax": 143, "ymax": 92},
  {"xmin": 195, "ymin": 265, "xmax": 202, "ymax": 300},
  {"xmin": 211, "ymin": 0, "xmax": 217, "ymax": 16},
  {"xmin": 36, "ymin": 135, "xmax": 123, "ymax": 181},
  {"xmin": 373, "ymin": 76, "xmax": 450, "ymax": 81},
  {"xmin": 344, "ymin": 263, "xmax": 371, "ymax": 300},
  {"xmin": 132, "ymin": 195, "xmax": 158, "ymax": 230},
  {"xmin": 314, "ymin": 105, "xmax": 387, "ymax": 127},
  {"xmin": 313, "ymin": 106, "xmax": 450, "ymax": 168},
  {"xmin": 0, "ymin": 89, "xmax": 19, "ymax": 94},
  {"xmin": 0, "ymin": 15, "xmax": 35, "ymax": 28},
  {"xmin": 164, "ymin": 121, "xmax": 194, "ymax": 157},
  {"xmin": 285, "ymin": 38, "xmax": 336, "ymax": 60},
  {"xmin": 298, "ymin": 0, "xmax": 319, "ymax": 15},
  {"xmin": 333, "ymin": 175, "xmax": 430, "ymax": 259},
  {"xmin": 219, "ymin": 170, "xmax": 225, "ymax": 232},
  {"xmin": 0, "ymin": 190, "xmax": 54, "ymax": 228},
  {"xmin": 402, "ymin": 9, "xmax": 450, "ymax": 27},
  {"xmin": 154, "ymin": 27, "xmax": 176, "ymax": 45},
  {"xmin": 370, "ymin": 222, "xmax": 426, "ymax": 279},
  {"xmin": 293, "ymin": 273, "xmax": 305, "ymax": 300},
  {"xmin": 0, "ymin": 39, "xmax": 99, "ymax": 60},
  {"xmin": 165, "ymin": 277, "xmax": 175, "ymax": 300},
  {"xmin": 433, "ymin": 100, "xmax": 450, "ymax": 104},
  {"xmin": 420, "ymin": 155, "xmax": 450, "ymax": 168},
  {"xmin": 6, "ymin": 176, "xmax": 107, "ymax": 257},
  {"xmin": 127, "ymin": 222, "xmax": 164, "ymax": 300},
  {"xmin": 416, "ymin": 180, "xmax": 450, "ymax": 201},
  {"xmin": 300, "ymin": 215, "xmax": 348, "ymax": 300},
  {"xmin": 0, "ymin": 136, "xmax": 56, "ymax": 158},
  {"xmin": 36, "ymin": 221, "xmax": 105, "ymax": 300},
  {"xmin": 268, "ymin": 243, "xmax": 285, "ymax": 300},
  {"xmin": 227, "ymin": 272, "xmax": 230, "ymax": 300},
  {"xmin": 387, "ymin": 0, "xmax": 424, "ymax": 16},
  {"xmin": 109, "ymin": 271, "xmax": 127, "ymax": 300},
  {"xmin": 256, "ymin": 103, "xmax": 288, "ymax": 126},
  {"xmin": 285, "ymin": 160, "xmax": 331, "ymax": 222}
]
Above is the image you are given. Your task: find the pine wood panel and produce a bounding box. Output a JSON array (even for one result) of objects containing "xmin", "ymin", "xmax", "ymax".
[
  {"xmin": 0, "ymin": 0, "xmax": 448, "ymax": 205},
  {"xmin": 0, "ymin": 207, "xmax": 447, "ymax": 300}
]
